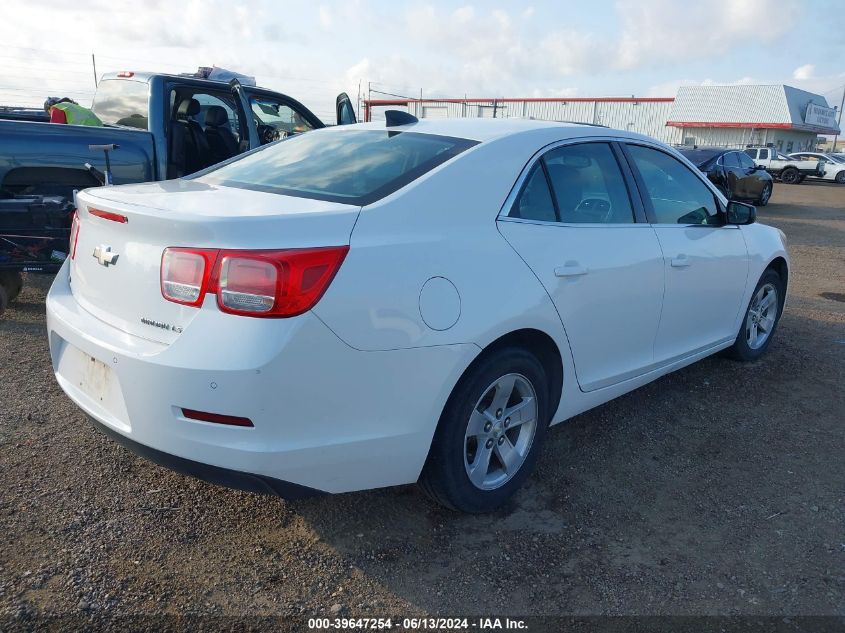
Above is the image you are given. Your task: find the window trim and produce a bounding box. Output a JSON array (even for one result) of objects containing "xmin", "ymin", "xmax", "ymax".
[
  {"xmin": 619, "ymin": 141, "xmax": 734, "ymax": 228},
  {"xmin": 499, "ymin": 138, "xmax": 647, "ymax": 228}
]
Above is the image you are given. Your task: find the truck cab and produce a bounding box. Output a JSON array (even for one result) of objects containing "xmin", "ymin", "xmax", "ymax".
[{"xmin": 0, "ymin": 72, "xmax": 356, "ymax": 199}]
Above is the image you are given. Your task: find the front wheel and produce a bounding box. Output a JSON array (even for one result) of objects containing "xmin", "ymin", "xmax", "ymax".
[
  {"xmin": 726, "ymin": 269, "xmax": 784, "ymax": 362},
  {"xmin": 756, "ymin": 183, "xmax": 772, "ymax": 206},
  {"xmin": 836, "ymin": 171, "xmax": 845, "ymax": 184},
  {"xmin": 419, "ymin": 348, "xmax": 549, "ymax": 513},
  {"xmin": 0, "ymin": 271, "xmax": 23, "ymax": 302}
]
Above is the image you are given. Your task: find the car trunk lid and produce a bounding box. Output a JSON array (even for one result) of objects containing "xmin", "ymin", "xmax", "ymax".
[{"xmin": 70, "ymin": 180, "xmax": 360, "ymax": 344}]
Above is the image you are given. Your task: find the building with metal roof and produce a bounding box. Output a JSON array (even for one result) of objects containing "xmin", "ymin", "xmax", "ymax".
[
  {"xmin": 666, "ymin": 84, "xmax": 840, "ymax": 152},
  {"xmin": 363, "ymin": 84, "xmax": 840, "ymax": 153}
]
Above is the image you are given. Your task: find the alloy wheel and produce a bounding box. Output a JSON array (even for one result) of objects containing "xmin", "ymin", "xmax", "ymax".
[
  {"xmin": 463, "ymin": 373, "xmax": 538, "ymax": 491},
  {"xmin": 746, "ymin": 283, "xmax": 778, "ymax": 350}
]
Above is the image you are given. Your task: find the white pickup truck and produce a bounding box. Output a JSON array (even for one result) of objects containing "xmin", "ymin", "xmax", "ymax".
[{"xmin": 744, "ymin": 147, "xmax": 825, "ymax": 184}]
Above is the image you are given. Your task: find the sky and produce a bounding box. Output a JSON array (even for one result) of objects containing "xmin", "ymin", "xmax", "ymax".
[{"xmin": 2, "ymin": 0, "xmax": 844, "ymax": 123}]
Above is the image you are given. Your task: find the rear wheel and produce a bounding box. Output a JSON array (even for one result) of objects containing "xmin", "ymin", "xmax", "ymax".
[
  {"xmin": 419, "ymin": 347, "xmax": 549, "ymax": 513},
  {"xmin": 0, "ymin": 271, "xmax": 23, "ymax": 302},
  {"xmin": 726, "ymin": 269, "xmax": 784, "ymax": 362},
  {"xmin": 780, "ymin": 167, "xmax": 800, "ymax": 184},
  {"xmin": 0, "ymin": 284, "xmax": 8, "ymax": 316},
  {"xmin": 756, "ymin": 183, "xmax": 772, "ymax": 206}
]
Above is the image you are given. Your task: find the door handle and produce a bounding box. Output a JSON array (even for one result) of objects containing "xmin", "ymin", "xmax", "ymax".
[
  {"xmin": 555, "ymin": 262, "xmax": 589, "ymax": 277},
  {"xmin": 670, "ymin": 254, "xmax": 691, "ymax": 268}
]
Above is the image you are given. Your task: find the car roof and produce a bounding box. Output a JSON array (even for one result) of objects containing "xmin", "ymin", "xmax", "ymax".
[{"xmin": 326, "ymin": 117, "xmax": 647, "ymax": 143}]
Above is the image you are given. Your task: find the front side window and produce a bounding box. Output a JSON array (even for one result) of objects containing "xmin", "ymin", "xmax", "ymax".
[
  {"xmin": 626, "ymin": 144, "xmax": 720, "ymax": 225},
  {"xmin": 737, "ymin": 152, "xmax": 756, "ymax": 169},
  {"xmin": 251, "ymin": 97, "xmax": 314, "ymax": 143},
  {"xmin": 722, "ymin": 152, "xmax": 740, "ymax": 168},
  {"xmin": 198, "ymin": 129, "xmax": 478, "ymax": 205}
]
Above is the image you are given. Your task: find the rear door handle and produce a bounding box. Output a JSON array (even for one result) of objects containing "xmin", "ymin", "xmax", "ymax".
[
  {"xmin": 555, "ymin": 262, "xmax": 589, "ymax": 277},
  {"xmin": 670, "ymin": 254, "xmax": 691, "ymax": 268}
]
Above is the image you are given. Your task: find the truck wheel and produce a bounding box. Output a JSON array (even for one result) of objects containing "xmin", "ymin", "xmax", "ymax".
[
  {"xmin": 0, "ymin": 271, "xmax": 23, "ymax": 302},
  {"xmin": 780, "ymin": 167, "xmax": 799, "ymax": 184},
  {"xmin": 836, "ymin": 171, "xmax": 845, "ymax": 184}
]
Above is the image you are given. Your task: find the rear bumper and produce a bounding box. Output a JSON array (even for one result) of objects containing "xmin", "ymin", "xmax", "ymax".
[
  {"xmin": 46, "ymin": 260, "xmax": 477, "ymax": 494},
  {"xmin": 89, "ymin": 416, "xmax": 323, "ymax": 498}
]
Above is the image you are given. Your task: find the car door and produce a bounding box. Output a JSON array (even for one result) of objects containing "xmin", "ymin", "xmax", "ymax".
[
  {"xmin": 497, "ymin": 141, "xmax": 665, "ymax": 392},
  {"xmin": 623, "ymin": 143, "xmax": 749, "ymax": 365},
  {"xmin": 336, "ymin": 93, "xmax": 356, "ymax": 125},
  {"xmin": 736, "ymin": 151, "xmax": 763, "ymax": 199},
  {"xmin": 719, "ymin": 151, "xmax": 743, "ymax": 199}
]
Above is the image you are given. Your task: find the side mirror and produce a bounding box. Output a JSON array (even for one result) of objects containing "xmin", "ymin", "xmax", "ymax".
[
  {"xmin": 754, "ymin": 164, "xmax": 767, "ymax": 171},
  {"xmin": 726, "ymin": 200, "xmax": 756, "ymax": 225}
]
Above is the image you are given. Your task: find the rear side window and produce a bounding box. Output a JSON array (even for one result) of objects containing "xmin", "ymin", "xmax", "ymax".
[
  {"xmin": 745, "ymin": 148, "xmax": 761, "ymax": 160},
  {"xmin": 626, "ymin": 145, "xmax": 719, "ymax": 225},
  {"xmin": 509, "ymin": 165, "xmax": 556, "ymax": 222},
  {"xmin": 544, "ymin": 143, "xmax": 634, "ymax": 224},
  {"xmin": 509, "ymin": 142, "xmax": 634, "ymax": 224},
  {"xmin": 198, "ymin": 129, "xmax": 478, "ymax": 205},
  {"xmin": 91, "ymin": 80, "xmax": 150, "ymax": 129}
]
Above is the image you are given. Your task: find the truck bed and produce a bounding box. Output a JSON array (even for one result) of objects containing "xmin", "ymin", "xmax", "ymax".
[{"xmin": 0, "ymin": 120, "xmax": 157, "ymax": 199}]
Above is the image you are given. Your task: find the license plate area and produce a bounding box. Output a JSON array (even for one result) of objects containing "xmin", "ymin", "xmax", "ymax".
[{"xmin": 54, "ymin": 339, "xmax": 131, "ymax": 430}]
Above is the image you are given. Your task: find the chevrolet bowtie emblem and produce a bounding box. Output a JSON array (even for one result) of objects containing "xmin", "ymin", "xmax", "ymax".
[{"xmin": 93, "ymin": 245, "xmax": 119, "ymax": 267}]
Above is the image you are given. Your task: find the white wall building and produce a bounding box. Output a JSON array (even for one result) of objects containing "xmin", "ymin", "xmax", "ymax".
[{"xmin": 363, "ymin": 84, "xmax": 840, "ymax": 152}]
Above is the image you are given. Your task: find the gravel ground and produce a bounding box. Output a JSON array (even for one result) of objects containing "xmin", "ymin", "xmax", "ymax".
[{"xmin": 1, "ymin": 181, "xmax": 843, "ymax": 627}]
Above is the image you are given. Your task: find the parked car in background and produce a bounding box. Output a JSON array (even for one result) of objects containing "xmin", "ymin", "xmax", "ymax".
[
  {"xmin": 744, "ymin": 146, "xmax": 823, "ymax": 184},
  {"xmin": 677, "ymin": 147, "xmax": 773, "ymax": 205},
  {"xmin": 47, "ymin": 118, "xmax": 789, "ymax": 512},
  {"xmin": 0, "ymin": 72, "xmax": 356, "ymax": 199},
  {"xmin": 788, "ymin": 152, "xmax": 845, "ymax": 184}
]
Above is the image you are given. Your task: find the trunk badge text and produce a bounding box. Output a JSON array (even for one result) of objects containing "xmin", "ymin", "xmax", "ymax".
[
  {"xmin": 93, "ymin": 245, "xmax": 119, "ymax": 267},
  {"xmin": 141, "ymin": 318, "xmax": 183, "ymax": 334}
]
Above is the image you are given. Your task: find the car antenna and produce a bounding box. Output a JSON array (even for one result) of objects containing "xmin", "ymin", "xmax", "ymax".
[{"xmin": 385, "ymin": 110, "xmax": 418, "ymax": 127}]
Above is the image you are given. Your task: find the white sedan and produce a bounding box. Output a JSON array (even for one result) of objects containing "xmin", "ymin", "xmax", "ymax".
[{"xmin": 47, "ymin": 117, "xmax": 789, "ymax": 512}]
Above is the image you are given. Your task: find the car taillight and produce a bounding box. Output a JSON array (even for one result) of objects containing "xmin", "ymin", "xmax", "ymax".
[
  {"xmin": 69, "ymin": 211, "xmax": 80, "ymax": 260},
  {"xmin": 160, "ymin": 248, "xmax": 218, "ymax": 306},
  {"xmin": 160, "ymin": 246, "xmax": 349, "ymax": 317}
]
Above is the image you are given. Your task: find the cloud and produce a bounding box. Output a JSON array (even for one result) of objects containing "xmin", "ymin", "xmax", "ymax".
[
  {"xmin": 793, "ymin": 64, "xmax": 814, "ymax": 80},
  {"xmin": 615, "ymin": 0, "xmax": 800, "ymax": 70}
]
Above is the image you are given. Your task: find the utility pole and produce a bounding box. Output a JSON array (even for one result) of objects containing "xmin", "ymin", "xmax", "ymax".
[
  {"xmin": 832, "ymin": 86, "xmax": 845, "ymax": 153},
  {"xmin": 91, "ymin": 53, "xmax": 98, "ymax": 88},
  {"xmin": 356, "ymin": 79, "xmax": 361, "ymax": 122}
]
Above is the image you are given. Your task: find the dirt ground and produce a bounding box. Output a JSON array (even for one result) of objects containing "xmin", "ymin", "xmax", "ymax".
[{"xmin": 1, "ymin": 180, "xmax": 843, "ymax": 627}]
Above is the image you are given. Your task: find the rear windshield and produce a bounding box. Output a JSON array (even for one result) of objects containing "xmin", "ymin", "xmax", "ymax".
[
  {"xmin": 677, "ymin": 148, "xmax": 721, "ymax": 167},
  {"xmin": 197, "ymin": 129, "xmax": 479, "ymax": 205},
  {"xmin": 91, "ymin": 79, "xmax": 150, "ymax": 129}
]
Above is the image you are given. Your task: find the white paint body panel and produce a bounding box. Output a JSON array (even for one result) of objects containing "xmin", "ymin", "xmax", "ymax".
[{"xmin": 46, "ymin": 120, "xmax": 789, "ymax": 495}]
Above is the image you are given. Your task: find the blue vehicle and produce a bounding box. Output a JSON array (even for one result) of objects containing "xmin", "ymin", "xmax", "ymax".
[
  {"xmin": 0, "ymin": 71, "xmax": 355, "ymax": 199},
  {"xmin": 0, "ymin": 72, "xmax": 355, "ymax": 313}
]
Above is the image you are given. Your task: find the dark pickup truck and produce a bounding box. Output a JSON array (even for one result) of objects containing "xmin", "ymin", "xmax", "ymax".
[{"xmin": 0, "ymin": 72, "xmax": 356, "ymax": 199}]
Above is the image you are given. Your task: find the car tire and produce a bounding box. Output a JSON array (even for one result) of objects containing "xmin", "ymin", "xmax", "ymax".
[
  {"xmin": 725, "ymin": 269, "xmax": 784, "ymax": 362},
  {"xmin": 780, "ymin": 167, "xmax": 799, "ymax": 184},
  {"xmin": 419, "ymin": 347, "xmax": 550, "ymax": 513},
  {"xmin": 756, "ymin": 183, "xmax": 772, "ymax": 206},
  {"xmin": 0, "ymin": 271, "xmax": 23, "ymax": 302},
  {"xmin": 836, "ymin": 171, "xmax": 845, "ymax": 184},
  {"xmin": 0, "ymin": 283, "xmax": 8, "ymax": 317}
]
